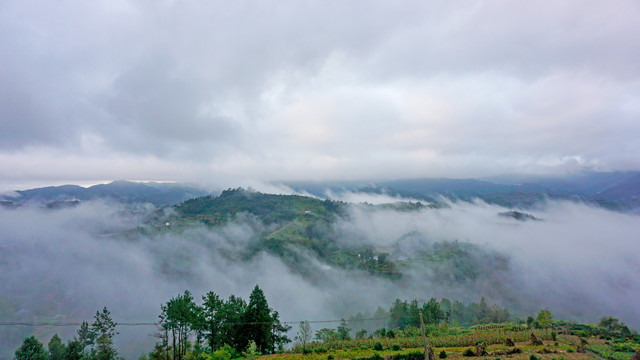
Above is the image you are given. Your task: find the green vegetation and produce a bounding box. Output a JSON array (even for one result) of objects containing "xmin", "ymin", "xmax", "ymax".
[
  {"xmin": 165, "ymin": 189, "xmax": 404, "ymax": 279},
  {"xmin": 175, "ymin": 188, "xmax": 343, "ymax": 226},
  {"xmin": 151, "ymin": 285, "xmax": 290, "ymax": 360},
  {"xmin": 348, "ymin": 297, "xmax": 512, "ymax": 336},
  {"xmin": 146, "ymin": 188, "xmax": 513, "ymax": 286},
  {"xmin": 16, "ymin": 285, "xmax": 290, "ymax": 360},
  {"xmin": 14, "ymin": 308, "xmax": 119, "ymax": 360},
  {"xmin": 14, "ymin": 307, "xmax": 640, "ymax": 360}
]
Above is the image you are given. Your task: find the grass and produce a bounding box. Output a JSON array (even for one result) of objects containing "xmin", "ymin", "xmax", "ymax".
[
  {"xmin": 291, "ymin": 329, "xmax": 552, "ymax": 352},
  {"xmin": 262, "ymin": 329, "xmax": 591, "ymax": 360}
]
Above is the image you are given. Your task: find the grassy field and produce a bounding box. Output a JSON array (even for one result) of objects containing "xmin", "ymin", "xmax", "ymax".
[{"xmin": 258, "ymin": 332, "xmax": 638, "ymax": 360}]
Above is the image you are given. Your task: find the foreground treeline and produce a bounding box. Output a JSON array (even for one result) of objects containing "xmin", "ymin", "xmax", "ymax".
[
  {"xmin": 151, "ymin": 285, "xmax": 290, "ymax": 360},
  {"xmin": 13, "ymin": 285, "xmax": 289, "ymax": 360},
  {"xmin": 14, "ymin": 307, "xmax": 118, "ymax": 360}
]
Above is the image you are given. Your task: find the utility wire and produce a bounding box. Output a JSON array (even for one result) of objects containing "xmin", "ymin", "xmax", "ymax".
[{"xmin": 0, "ymin": 316, "xmax": 428, "ymax": 328}]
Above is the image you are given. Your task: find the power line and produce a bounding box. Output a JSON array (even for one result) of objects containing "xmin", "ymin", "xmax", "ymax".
[{"xmin": 0, "ymin": 317, "xmax": 398, "ymax": 328}]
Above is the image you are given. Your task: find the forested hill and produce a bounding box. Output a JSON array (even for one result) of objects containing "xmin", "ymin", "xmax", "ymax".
[
  {"xmin": 175, "ymin": 188, "xmax": 347, "ymax": 225},
  {"xmin": 158, "ymin": 189, "xmax": 507, "ymax": 284},
  {"xmin": 168, "ymin": 188, "xmax": 406, "ymax": 279}
]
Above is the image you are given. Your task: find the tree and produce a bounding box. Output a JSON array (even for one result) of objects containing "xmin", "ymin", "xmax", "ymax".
[
  {"xmin": 201, "ymin": 291, "xmax": 224, "ymax": 353},
  {"xmin": 336, "ymin": 319, "xmax": 351, "ymax": 340},
  {"xmin": 389, "ymin": 299, "xmax": 409, "ymax": 330},
  {"xmin": 475, "ymin": 298, "xmax": 491, "ymax": 324},
  {"xmin": 270, "ymin": 310, "xmax": 291, "ymax": 353},
  {"xmin": 295, "ymin": 321, "xmax": 312, "ymax": 352},
  {"xmin": 15, "ymin": 335, "xmax": 47, "ymax": 360},
  {"xmin": 218, "ymin": 295, "xmax": 247, "ymax": 352},
  {"xmin": 92, "ymin": 307, "xmax": 119, "ymax": 360},
  {"xmin": 423, "ymin": 298, "xmax": 444, "ymax": 325},
  {"xmin": 47, "ymin": 334, "xmax": 66, "ymax": 360},
  {"xmin": 526, "ymin": 316, "xmax": 535, "ymax": 329},
  {"xmin": 165, "ymin": 291, "xmax": 199, "ymax": 360},
  {"xmin": 599, "ymin": 316, "xmax": 620, "ymax": 331},
  {"xmin": 408, "ymin": 300, "xmax": 421, "ymax": 328},
  {"xmin": 536, "ymin": 309, "xmax": 553, "ymax": 332},
  {"xmin": 64, "ymin": 338, "xmax": 84, "ymax": 360},
  {"xmin": 243, "ymin": 285, "xmax": 273, "ymax": 353},
  {"xmin": 315, "ymin": 328, "xmax": 338, "ymax": 342},
  {"xmin": 373, "ymin": 306, "xmax": 389, "ymax": 331},
  {"xmin": 77, "ymin": 321, "xmax": 94, "ymax": 353},
  {"xmin": 152, "ymin": 305, "xmax": 171, "ymax": 360}
]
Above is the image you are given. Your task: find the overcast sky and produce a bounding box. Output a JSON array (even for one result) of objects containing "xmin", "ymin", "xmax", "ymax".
[{"xmin": 1, "ymin": 1, "xmax": 639, "ymax": 190}]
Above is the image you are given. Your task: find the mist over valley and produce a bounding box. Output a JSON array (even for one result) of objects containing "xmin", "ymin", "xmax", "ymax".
[{"xmin": 1, "ymin": 177, "xmax": 638, "ymax": 358}]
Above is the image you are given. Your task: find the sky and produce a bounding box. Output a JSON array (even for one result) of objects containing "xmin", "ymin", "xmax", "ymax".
[{"xmin": 1, "ymin": 1, "xmax": 640, "ymax": 190}]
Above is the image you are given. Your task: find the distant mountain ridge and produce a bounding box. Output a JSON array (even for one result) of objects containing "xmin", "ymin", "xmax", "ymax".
[
  {"xmin": 286, "ymin": 171, "xmax": 640, "ymax": 210},
  {"xmin": 2, "ymin": 171, "xmax": 639, "ymax": 210},
  {"xmin": 0, "ymin": 180, "xmax": 209, "ymax": 206}
]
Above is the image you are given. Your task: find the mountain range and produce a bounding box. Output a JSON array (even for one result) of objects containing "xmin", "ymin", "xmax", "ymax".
[
  {"xmin": 1, "ymin": 170, "xmax": 639, "ymax": 210},
  {"xmin": 286, "ymin": 170, "xmax": 640, "ymax": 210},
  {"xmin": 0, "ymin": 180, "xmax": 208, "ymax": 207}
]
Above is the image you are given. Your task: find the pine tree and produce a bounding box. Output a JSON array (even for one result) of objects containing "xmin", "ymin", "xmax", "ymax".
[
  {"xmin": 64, "ymin": 338, "xmax": 84, "ymax": 360},
  {"xmin": 202, "ymin": 291, "xmax": 224, "ymax": 353},
  {"xmin": 47, "ymin": 334, "xmax": 66, "ymax": 360},
  {"xmin": 219, "ymin": 295, "xmax": 247, "ymax": 352},
  {"xmin": 15, "ymin": 335, "xmax": 47, "ymax": 360},
  {"xmin": 92, "ymin": 307, "xmax": 118, "ymax": 360},
  {"xmin": 244, "ymin": 285, "xmax": 273, "ymax": 353},
  {"xmin": 165, "ymin": 291, "xmax": 198, "ymax": 360}
]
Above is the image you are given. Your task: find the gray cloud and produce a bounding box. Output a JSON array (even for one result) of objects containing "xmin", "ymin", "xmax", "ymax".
[{"xmin": 1, "ymin": 0, "xmax": 640, "ymax": 185}]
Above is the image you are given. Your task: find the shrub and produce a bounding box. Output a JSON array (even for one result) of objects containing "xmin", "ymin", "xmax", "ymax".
[
  {"xmin": 392, "ymin": 352, "xmax": 424, "ymax": 360},
  {"xmin": 374, "ymin": 342, "xmax": 384, "ymax": 351},
  {"xmin": 393, "ymin": 344, "xmax": 402, "ymax": 351},
  {"xmin": 530, "ymin": 355, "xmax": 540, "ymax": 360},
  {"xmin": 302, "ymin": 348, "xmax": 312, "ymax": 355},
  {"xmin": 210, "ymin": 345, "xmax": 233, "ymax": 360},
  {"xmin": 439, "ymin": 350, "xmax": 447, "ymax": 359},
  {"xmin": 464, "ymin": 349, "xmax": 475, "ymax": 357},
  {"xmin": 328, "ymin": 356, "xmax": 334, "ymax": 360},
  {"xmin": 551, "ymin": 331, "xmax": 557, "ymax": 341}
]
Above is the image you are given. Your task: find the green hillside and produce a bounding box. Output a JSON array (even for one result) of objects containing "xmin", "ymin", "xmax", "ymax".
[
  {"xmin": 158, "ymin": 189, "xmax": 509, "ymax": 283},
  {"xmin": 176, "ymin": 188, "xmax": 344, "ymax": 225}
]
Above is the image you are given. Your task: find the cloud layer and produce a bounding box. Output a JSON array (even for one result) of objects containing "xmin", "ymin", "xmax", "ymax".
[
  {"xmin": 1, "ymin": 1, "xmax": 640, "ymax": 188},
  {"xmin": 1, "ymin": 197, "xmax": 639, "ymax": 358}
]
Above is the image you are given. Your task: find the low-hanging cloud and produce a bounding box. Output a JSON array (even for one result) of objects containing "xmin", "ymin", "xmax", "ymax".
[{"xmin": 1, "ymin": 197, "xmax": 639, "ymax": 359}]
